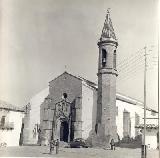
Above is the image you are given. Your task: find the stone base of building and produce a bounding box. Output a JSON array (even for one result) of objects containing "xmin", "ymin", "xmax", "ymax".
[
  {"xmin": 91, "ymin": 133, "xmax": 111, "ymax": 148},
  {"xmin": 90, "ymin": 124, "xmax": 118, "ymax": 148}
]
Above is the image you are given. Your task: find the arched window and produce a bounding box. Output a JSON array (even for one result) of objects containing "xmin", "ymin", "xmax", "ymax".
[
  {"xmin": 102, "ymin": 49, "xmax": 107, "ymax": 67},
  {"xmin": 63, "ymin": 93, "xmax": 68, "ymax": 99},
  {"xmin": 113, "ymin": 50, "xmax": 116, "ymax": 69}
]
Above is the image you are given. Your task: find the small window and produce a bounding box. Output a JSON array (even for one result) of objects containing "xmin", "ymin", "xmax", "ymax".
[
  {"xmin": 116, "ymin": 106, "xmax": 118, "ymax": 116},
  {"xmin": 1, "ymin": 116, "xmax": 5, "ymax": 126},
  {"xmin": 151, "ymin": 111, "xmax": 156, "ymax": 116},
  {"xmin": 63, "ymin": 93, "xmax": 68, "ymax": 99},
  {"xmin": 102, "ymin": 49, "xmax": 107, "ymax": 67},
  {"xmin": 95, "ymin": 124, "xmax": 98, "ymax": 134}
]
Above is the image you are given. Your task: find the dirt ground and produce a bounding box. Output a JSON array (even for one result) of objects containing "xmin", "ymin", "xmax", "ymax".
[{"xmin": 0, "ymin": 146, "xmax": 158, "ymax": 157}]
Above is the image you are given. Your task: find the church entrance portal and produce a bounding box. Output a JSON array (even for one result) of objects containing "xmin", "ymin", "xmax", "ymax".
[{"xmin": 60, "ymin": 121, "xmax": 69, "ymax": 142}]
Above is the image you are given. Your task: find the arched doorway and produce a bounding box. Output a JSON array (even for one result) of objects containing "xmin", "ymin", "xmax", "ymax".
[{"xmin": 60, "ymin": 121, "xmax": 69, "ymax": 142}]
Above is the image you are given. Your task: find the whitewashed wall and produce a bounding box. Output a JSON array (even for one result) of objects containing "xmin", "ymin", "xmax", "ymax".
[
  {"xmin": 92, "ymin": 89, "xmax": 98, "ymax": 132},
  {"xmin": 27, "ymin": 87, "xmax": 49, "ymax": 144},
  {"xmin": 145, "ymin": 129, "xmax": 157, "ymax": 149},
  {"xmin": 116, "ymin": 97, "xmax": 158, "ymax": 149},
  {"xmin": 0, "ymin": 111, "xmax": 24, "ymax": 146},
  {"xmin": 116, "ymin": 99, "xmax": 158, "ymax": 139},
  {"xmin": 116, "ymin": 100, "xmax": 142, "ymax": 139},
  {"xmin": 81, "ymin": 82, "xmax": 95, "ymax": 139}
]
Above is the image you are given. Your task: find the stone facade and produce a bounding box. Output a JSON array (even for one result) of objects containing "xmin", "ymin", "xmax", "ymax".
[
  {"xmin": 38, "ymin": 72, "xmax": 99, "ymax": 145},
  {"xmin": 40, "ymin": 72, "xmax": 83, "ymax": 145}
]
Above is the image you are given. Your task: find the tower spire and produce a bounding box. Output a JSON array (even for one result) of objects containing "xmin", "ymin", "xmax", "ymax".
[{"xmin": 100, "ymin": 9, "xmax": 117, "ymax": 41}]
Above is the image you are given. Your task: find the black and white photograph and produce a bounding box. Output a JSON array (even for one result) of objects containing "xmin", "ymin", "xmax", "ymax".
[{"xmin": 0, "ymin": 0, "xmax": 159, "ymax": 157}]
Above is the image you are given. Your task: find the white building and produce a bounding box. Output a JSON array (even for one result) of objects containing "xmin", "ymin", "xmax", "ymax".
[
  {"xmin": 22, "ymin": 88, "xmax": 49, "ymax": 145},
  {"xmin": 0, "ymin": 100, "xmax": 24, "ymax": 146}
]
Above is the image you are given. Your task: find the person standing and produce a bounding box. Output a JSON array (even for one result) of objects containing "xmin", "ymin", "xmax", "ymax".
[
  {"xmin": 49, "ymin": 139, "xmax": 55, "ymax": 154},
  {"xmin": 55, "ymin": 139, "xmax": 59, "ymax": 154},
  {"xmin": 110, "ymin": 139, "xmax": 115, "ymax": 150}
]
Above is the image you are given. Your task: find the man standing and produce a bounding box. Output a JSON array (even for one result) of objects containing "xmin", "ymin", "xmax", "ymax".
[
  {"xmin": 110, "ymin": 139, "xmax": 115, "ymax": 150},
  {"xmin": 55, "ymin": 139, "xmax": 59, "ymax": 154},
  {"xmin": 50, "ymin": 139, "xmax": 55, "ymax": 154}
]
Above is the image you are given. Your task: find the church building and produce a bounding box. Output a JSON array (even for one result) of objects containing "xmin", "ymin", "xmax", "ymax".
[{"xmin": 22, "ymin": 11, "xmax": 158, "ymax": 149}]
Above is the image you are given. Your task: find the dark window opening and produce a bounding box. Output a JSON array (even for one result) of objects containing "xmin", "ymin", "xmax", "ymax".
[
  {"xmin": 95, "ymin": 124, "xmax": 98, "ymax": 134},
  {"xmin": 1, "ymin": 116, "xmax": 5, "ymax": 126},
  {"xmin": 102, "ymin": 49, "xmax": 107, "ymax": 67},
  {"xmin": 19, "ymin": 123, "xmax": 24, "ymax": 146},
  {"xmin": 113, "ymin": 50, "xmax": 116, "ymax": 69},
  {"xmin": 70, "ymin": 124, "xmax": 74, "ymax": 141},
  {"xmin": 135, "ymin": 113, "xmax": 140, "ymax": 136},
  {"xmin": 116, "ymin": 106, "xmax": 118, "ymax": 116},
  {"xmin": 63, "ymin": 93, "xmax": 68, "ymax": 99}
]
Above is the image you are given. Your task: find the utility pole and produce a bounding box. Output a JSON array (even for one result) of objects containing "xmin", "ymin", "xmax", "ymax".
[{"xmin": 142, "ymin": 46, "xmax": 147, "ymax": 158}]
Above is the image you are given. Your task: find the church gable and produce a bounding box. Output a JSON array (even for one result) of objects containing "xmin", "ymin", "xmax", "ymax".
[{"xmin": 49, "ymin": 72, "xmax": 83, "ymax": 104}]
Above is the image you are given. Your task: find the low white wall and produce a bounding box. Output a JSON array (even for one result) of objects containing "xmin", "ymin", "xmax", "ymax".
[
  {"xmin": 146, "ymin": 135, "xmax": 157, "ymax": 149},
  {"xmin": 144, "ymin": 129, "xmax": 158, "ymax": 149}
]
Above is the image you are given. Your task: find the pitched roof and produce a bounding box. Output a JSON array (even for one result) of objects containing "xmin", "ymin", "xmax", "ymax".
[
  {"xmin": 49, "ymin": 71, "xmax": 96, "ymax": 88},
  {"xmin": 78, "ymin": 76, "xmax": 97, "ymax": 89},
  {"xmin": 135, "ymin": 124, "xmax": 158, "ymax": 129},
  {"xmin": 49, "ymin": 71, "xmax": 157, "ymax": 112},
  {"xmin": 0, "ymin": 100, "xmax": 24, "ymax": 112},
  {"xmin": 116, "ymin": 93, "xmax": 143, "ymax": 106},
  {"xmin": 49, "ymin": 71, "xmax": 82, "ymax": 84}
]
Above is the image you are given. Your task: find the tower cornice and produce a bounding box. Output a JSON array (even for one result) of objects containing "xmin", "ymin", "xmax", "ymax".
[
  {"xmin": 97, "ymin": 38, "xmax": 118, "ymax": 47},
  {"xmin": 97, "ymin": 68, "xmax": 118, "ymax": 76}
]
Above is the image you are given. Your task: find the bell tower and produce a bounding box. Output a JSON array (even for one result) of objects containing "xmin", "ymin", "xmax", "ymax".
[{"xmin": 96, "ymin": 10, "xmax": 118, "ymax": 143}]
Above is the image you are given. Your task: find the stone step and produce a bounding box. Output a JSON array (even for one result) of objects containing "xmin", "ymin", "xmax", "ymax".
[{"xmin": 59, "ymin": 141, "xmax": 69, "ymax": 147}]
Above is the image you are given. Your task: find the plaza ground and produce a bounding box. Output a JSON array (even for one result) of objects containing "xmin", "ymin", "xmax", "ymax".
[{"xmin": 0, "ymin": 146, "xmax": 158, "ymax": 158}]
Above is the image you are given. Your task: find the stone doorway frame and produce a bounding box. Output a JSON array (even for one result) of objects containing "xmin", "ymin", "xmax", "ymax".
[{"xmin": 51, "ymin": 99, "xmax": 72, "ymax": 142}]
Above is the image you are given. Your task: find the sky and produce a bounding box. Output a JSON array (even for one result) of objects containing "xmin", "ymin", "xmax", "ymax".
[{"xmin": 0, "ymin": 0, "xmax": 159, "ymax": 110}]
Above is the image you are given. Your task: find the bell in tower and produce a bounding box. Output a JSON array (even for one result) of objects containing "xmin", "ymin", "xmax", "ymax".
[{"xmin": 96, "ymin": 9, "xmax": 118, "ymax": 147}]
